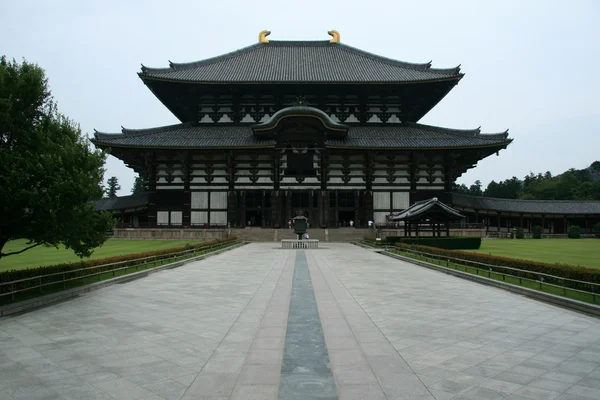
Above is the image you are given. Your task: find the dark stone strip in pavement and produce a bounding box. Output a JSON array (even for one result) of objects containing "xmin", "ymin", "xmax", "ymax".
[{"xmin": 278, "ymin": 251, "xmax": 338, "ymax": 400}]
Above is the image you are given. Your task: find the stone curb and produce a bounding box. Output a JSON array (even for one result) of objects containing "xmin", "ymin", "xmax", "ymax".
[
  {"xmin": 0, "ymin": 242, "xmax": 247, "ymax": 318},
  {"xmin": 380, "ymin": 250, "xmax": 600, "ymax": 318}
]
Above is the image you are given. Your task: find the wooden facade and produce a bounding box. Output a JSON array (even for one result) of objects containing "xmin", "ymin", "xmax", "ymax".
[{"xmin": 93, "ymin": 34, "xmax": 512, "ymax": 228}]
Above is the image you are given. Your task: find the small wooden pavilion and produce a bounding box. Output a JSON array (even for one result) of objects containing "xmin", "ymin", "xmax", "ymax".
[{"xmin": 389, "ymin": 197, "xmax": 464, "ymax": 237}]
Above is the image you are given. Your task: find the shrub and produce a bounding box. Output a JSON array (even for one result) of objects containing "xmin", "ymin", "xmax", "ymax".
[
  {"xmin": 386, "ymin": 237, "xmax": 481, "ymax": 250},
  {"xmin": 515, "ymin": 227, "xmax": 525, "ymax": 239},
  {"xmin": 532, "ymin": 225, "xmax": 543, "ymax": 239},
  {"xmin": 394, "ymin": 243, "xmax": 600, "ymax": 288},
  {"xmin": 567, "ymin": 225, "xmax": 581, "ymax": 239}
]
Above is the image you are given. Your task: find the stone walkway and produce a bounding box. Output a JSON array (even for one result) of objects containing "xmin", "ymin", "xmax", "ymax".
[{"xmin": 0, "ymin": 243, "xmax": 599, "ymax": 400}]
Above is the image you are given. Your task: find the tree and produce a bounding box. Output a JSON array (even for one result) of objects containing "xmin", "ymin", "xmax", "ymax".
[
  {"xmin": 468, "ymin": 180, "xmax": 483, "ymax": 196},
  {"xmin": 106, "ymin": 176, "xmax": 121, "ymax": 198},
  {"xmin": 0, "ymin": 57, "xmax": 114, "ymax": 259},
  {"xmin": 131, "ymin": 175, "xmax": 149, "ymax": 195}
]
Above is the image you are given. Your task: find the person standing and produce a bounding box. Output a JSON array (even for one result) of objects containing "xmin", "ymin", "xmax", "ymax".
[{"xmin": 349, "ymin": 220, "xmax": 354, "ymax": 227}]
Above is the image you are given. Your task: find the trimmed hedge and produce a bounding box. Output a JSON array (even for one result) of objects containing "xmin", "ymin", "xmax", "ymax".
[
  {"xmin": 385, "ymin": 236, "xmax": 481, "ymax": 250},
  {"xmin": 394, "ymin": 243, "xmax": 600, "ymax": 289},
  {"xmin": 0, "ymin": 237, "xmax": 237, "ymax": 295},
  {"xmin": 532, "ymin": 225, "xmax": 543, "ymax": 239}
]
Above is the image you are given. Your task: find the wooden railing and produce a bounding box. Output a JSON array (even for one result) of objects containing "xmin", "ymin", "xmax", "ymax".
[{"xmin": 0, "ymin": 240, "xmax": 238, "ymax": 302}]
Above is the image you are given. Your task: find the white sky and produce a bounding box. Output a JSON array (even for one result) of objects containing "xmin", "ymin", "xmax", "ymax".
[{"xmin": 2, "ymin": 0, "xmax": 599, "ymax": 195}]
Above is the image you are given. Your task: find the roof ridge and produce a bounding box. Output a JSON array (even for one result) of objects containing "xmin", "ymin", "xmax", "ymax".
[
  {"xmin": 336, "ymin": 43, "xmax": 461, "ymax": 75},
  {"xmin": 408, "ymin": 123, "xmax": 510, "ymax": 139},
  {"xmin": 122, "ymin": 122, "xmax": 193, "ymax": 135},
  {"xmin": 141, "ymin": 43, "xmax": 261, "ymax": 74},
  {"xmin": 140, "ymin": 40, "xmax": 462, "ymax": 77},
  {"xmin": 94, "ymin": 123, "xmax": 193, "ymax": 138}
]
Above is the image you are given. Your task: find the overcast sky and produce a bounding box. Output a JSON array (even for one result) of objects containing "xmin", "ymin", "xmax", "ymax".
[{"xmin": 2, "ymin": 0, "xmax": 599, "ymax": 195}]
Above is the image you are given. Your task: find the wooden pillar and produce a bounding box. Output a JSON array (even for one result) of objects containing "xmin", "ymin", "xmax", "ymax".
[
  {"xmin": 542, "ymin": 215, "xmax": 546, "ymax": 234},
  {"xmin": 227, "ymin": 191, "xmax": 237, "ymax": 227},
  {"xmin": 354, "ymin": 191, "xmax": 360, "ymax": 227},
  {"xmin": 286, "ymin": 190, "xmax": 292, "ymax": 225},
  {"xmin": 445, "ymin": 221, "xmax": 450, "ymax": 237},
  {"xmin": 147, "ymin": 153, "xmax": 157, "ymax": 228},
  {"xmin": 261, "ymin": 190, "xmax": 266, "ymax": 227},
  {"xmin": 241, "ymin": 191, "xmax": 247, "ymax": 227},
  {"xmin": 334, "ymin": 190, "xmax": 339, "ymax": 228},
  {"xmin": 474, "ymin": 210, "xmax": 479, "ymax": 224},
  {"xmin": 520, "ymin": 214, "xmax": 524, "ymax": 228},
  {"xmin": 271, "ymin": 191, "xmax": 278, "ymax": 228},
  {"xmin": 564, "ymin": 216, "xmax": 567, "ymax": 234},
  {"xmin": 415, "ymin": 221, "xmax": 419, "ymax": 237},
  {"xmin": 322, "ymin": 191, "xmax": 329, "ymax": 228},
  {"xmin": 497, "ymin": 213, "xmax": 501, "ymax": 232},
  {"xmin": 585, "ymin": 216, "xmax": 589, "ymax": 233}
]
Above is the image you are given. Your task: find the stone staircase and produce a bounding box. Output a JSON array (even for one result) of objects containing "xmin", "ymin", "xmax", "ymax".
[{"xmin": 230, "ymin": 228, "xmax": 367, "ymax": 242}]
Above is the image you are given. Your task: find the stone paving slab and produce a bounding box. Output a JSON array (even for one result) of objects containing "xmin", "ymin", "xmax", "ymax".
[
  {"xmin": 310, "ymin": 244, "xmax": 600, "ymax": 400},
  {"xmin": 2, "ymin": 243, "xmax": 600, "ymax": 400},
  {"xmin": 0, "ymin": 244, "xmax": 294, "ymax": 400}
]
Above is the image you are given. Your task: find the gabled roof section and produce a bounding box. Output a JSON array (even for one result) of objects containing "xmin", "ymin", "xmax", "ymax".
[
  {"xmin": 91, "ymin": 123, "xmax": 510, "ymax": 150},
  {"xmin": 93, "ymin": 124, "xmax": 275, "ymax": 149},
  {"xmin": 139, "ymin": 41, "xmax": 463, "ymax": 84},
  {"xmin": 327, "ymin": 123, "xmax": 511, "ymax": 149},
  {"xmin": 390, "ymin": 198, "xmax": 465, "ymax": 221},
  {"xmin": 95, "ymin": 193, "xmax": 149, "ymax": 212},
  {"xmin": 253, "ymin": 106, "xmax": 348, "ymax": 139},
  {"xmin": 452, "ymin": 194, "xmax": 600, "ymax": 215}
]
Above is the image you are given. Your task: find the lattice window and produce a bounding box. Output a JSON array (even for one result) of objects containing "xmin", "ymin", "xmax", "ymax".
[
  {"xmin": 191, "ymin": 211, "xmax": 208, "ymax": 225},
  {"xmin": 157, "ymin": 211, "xmax": 169, "ymax": 226},
  {"xmin": 170, "ymin": 211, "xmax": 183, "ymax": 225}
]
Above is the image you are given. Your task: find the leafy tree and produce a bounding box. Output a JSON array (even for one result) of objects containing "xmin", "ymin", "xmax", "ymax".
[
  {"xmin": 484, "ymin": 177, "xmax": 522, "ymax": 199},
  {"xmin": 468, "ymin": 180, "xmax": 483, "ymax": 196},
  {"xmin": 0, "ymin": 57, "xmax": 114, "ymax": 259},
  {"xmin": 131, "ymin": 175, "xmax": 149, "ymax": 195},
  {"xmin": 106, "ymin": 176, "xmax": 121, "ymax": 198}
]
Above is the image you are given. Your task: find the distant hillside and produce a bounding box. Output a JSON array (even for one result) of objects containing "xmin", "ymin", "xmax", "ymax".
[
  {"xmin": 587, "ymin": 161, "xmax": 600, "ymax": 182},
  {"xmin": 454, "ymin": 161, "xmax": 600, "ymax": 200}
]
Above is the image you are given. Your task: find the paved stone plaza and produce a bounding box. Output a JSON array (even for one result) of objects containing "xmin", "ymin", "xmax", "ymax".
[{"xmin": 1, "ymin": 243, "xmax": 600, "ymax": 400}]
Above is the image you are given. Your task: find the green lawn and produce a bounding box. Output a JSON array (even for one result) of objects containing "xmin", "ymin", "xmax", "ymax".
[
  {"xmin": 0, "ymin": 239, "xmax": 202, "ymax": 272},
  {"xmin": 467, "ymin": 239, "xmax": 600, "ymax": 269}
]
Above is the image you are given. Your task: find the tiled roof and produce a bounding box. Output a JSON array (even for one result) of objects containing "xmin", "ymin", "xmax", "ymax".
[
  {"xmin": 452, "ymin": 194, "xmax": 600, "ymax": 215},
  {"xmin": 139, "ymin": 41, "xmax": 462, "ymax": 84},
  {"xmin": 92, "ymin": 123, "xmax": 510, "ymax": 150},
  {"xmin": 95, "ymin": 193, "xmax": 149, "ymax": 211},
  {"xmin": 328, "ymin": 124, "xmax": 510, "ymax": 149},
  {"xmin": 390, "ymin": 197, "xmax": 465, "ymax": 221},
  {"xmin": 93, "ymin": 124, "xmax": 275, "ymax": 148}
]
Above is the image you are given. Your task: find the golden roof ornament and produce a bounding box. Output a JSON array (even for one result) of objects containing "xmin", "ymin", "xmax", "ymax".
[
  {"xmin": 328, "ymin": 30, "xmax": 340, "ymax": 43},
  {"xmin": 258, "ymin": 30, "xmax": 271, "ymax": 43}
]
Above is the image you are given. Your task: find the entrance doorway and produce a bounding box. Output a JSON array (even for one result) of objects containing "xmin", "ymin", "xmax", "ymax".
[
  {"xmin": 338, "ymin": 211, "xmax": 355, "ymax": 227},
  {"xmin": 246, "ymin": 210, "xmax": 262, "ymax": 227}
]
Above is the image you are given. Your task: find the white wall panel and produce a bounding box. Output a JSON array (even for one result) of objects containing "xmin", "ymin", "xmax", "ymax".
[
  {"xmin": 210, "ymin": 192, "xmax": 227, "ymax": 209},
  {"xmin": 157, "ymin": 211, "xmax": 169, "ymax": 225},
  {"xmin": 191, "ymin": 192, "xmax": 208, "ymax": 209},
  {"xmin": 373, "ymin": 212, "xmax": 388, "ymax": 224},
  {"xmin": 210, "ymin": 211, "xmax": 227, "ymax": 225},
  {"xmin": 373, "ymin": 192, "xmax": 390, "ymax": 210},
  {"xmin": 393, "ymin": 192, "xmax": 410, "ymax": 210},
  {"xmin": 170, "ymin": 211, "xmax": 182, "ymax": 225},
  {"xmin": 191, "ymin": 211, "xmax": 208, "ymax": 225}
]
